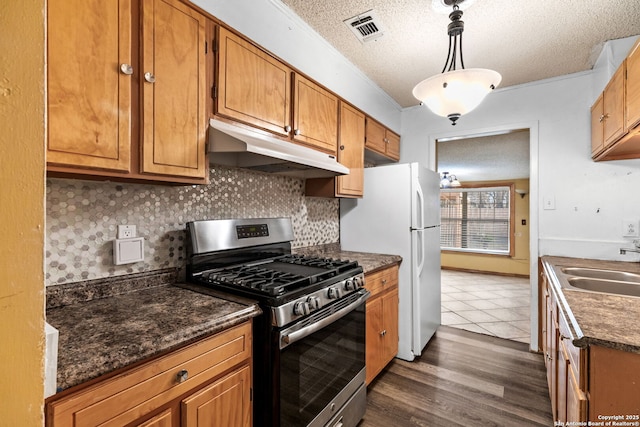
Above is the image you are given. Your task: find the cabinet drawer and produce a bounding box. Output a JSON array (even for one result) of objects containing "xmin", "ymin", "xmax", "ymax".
[
  {"xmin": 365, "ymin": 265, "xmax": 399, "ymax": 299},
  {"xmin": 47, "ymin": 322, "xmax": 251, "ymax": 427}
]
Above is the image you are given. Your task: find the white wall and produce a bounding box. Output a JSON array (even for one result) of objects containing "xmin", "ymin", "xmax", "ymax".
[
  {"xmin": 192, "ymin": 0, "xmax": 402, "ymax": 131},
  {"xmin": 402, "ymin": 36, "xmax": 640, "ymax": 262}
]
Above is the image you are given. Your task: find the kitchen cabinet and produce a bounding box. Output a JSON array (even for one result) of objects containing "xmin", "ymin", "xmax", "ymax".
[
  {"xmin": 364, "ymin": 117, "xmax": 401, "ymax": 163},
  {"xmin": 364, "ymin": 265, "xmax": 399, "ymax": 385},
  {"xmin": 305, "ymin": 101, "xmax": 365, "ymax": 198},
  {"xmin": 215, "ymin": 26, "xmax": 292, "ymax": 138},
  {"xmin": 592, "ymin": 38, "xmax": 640, "ymax": 161},
  {"xmin": 541, "ymin": 271, "xmax": 587, "ymax": 424},
  {"xmin": 626, "ymin": 40, "xmax": 640, "ymax": 130},
  {"xmin": 591, "ymin": 65, "xmax": 626, "ymax": 156},
  {"xmin": 46, "ymin": 322, "xmax": 252, "ymax": 427},
  {"xmin": 215, "ymin": 26, "xmax": 339, "ymax": 155},
  {"xmin": 47, "ymin": 0, "xmax": 208, "ymax": 184}
]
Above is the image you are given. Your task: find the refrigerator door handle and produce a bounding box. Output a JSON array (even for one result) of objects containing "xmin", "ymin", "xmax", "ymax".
[
  {"xmin": 415, "ymin": 181, "xmax": 425, "ymax": 230},
  {"xmin": 417, "ymin": 229, "xmax": 425, "ymax": 277}
]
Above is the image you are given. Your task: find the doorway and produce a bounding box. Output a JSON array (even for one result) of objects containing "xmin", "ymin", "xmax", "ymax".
[{"xmin": 431, "ymin": 124, "xmax": 538, "ymax": 348}]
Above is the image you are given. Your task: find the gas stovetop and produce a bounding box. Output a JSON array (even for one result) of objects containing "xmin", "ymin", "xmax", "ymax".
[
  {"xmin": 185, "ymin": 218, "xmax": 365, "ymax": 326},
  {"xmin": 197, "ymin": 254, "xmax": 358, "ymax": 295}
]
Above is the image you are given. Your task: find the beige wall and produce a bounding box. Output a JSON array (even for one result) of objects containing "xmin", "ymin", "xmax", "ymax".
[
  {"xmin": 0, "ymin": 0, "xmax": 46, "ymax": 424},
  {"xmin": 441, "ymin": 179, "xmax": 530, "ymax": 277}
]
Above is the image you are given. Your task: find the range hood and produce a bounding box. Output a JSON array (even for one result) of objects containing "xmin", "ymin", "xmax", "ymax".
[{"xmin": 207, "ymin": 119, "xmax": 349, "ymax": 178}]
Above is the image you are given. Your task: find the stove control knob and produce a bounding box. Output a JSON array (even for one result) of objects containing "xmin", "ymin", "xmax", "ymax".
[
  {"xmin": 294, "ymin": 301, "xmax": 311, "ymax": 316},
  {"xmin": 344, "ymin": 279, "xmax": 355, "ymax": 291},
  {"xmin": 353, "ymin": 276, "xmax": 363, "ymax": 288},
  {"xmin": 307, "ymin": 296, "xmax": 321, "ymax": 311},
  {"xmin": 327, "ymin": 286, "xmax": 342, "ymax": 300}
]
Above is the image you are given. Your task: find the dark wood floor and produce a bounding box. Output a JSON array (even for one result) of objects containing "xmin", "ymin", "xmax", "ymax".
[{"xmin": 359, "ymin": 326, "xmax": 553, "ymax": 427}]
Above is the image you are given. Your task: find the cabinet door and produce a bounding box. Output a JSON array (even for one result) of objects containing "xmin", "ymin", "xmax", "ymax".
[
  {"xmin": 47, "ymin": 0, "xmax": 131, "ymax": 172},
  {"xmin": 140, "ymin": 0, "xmax": 207, "ymax": 179},
  {"xmin": 557, "ymin": 343, "xmax": 569, "ymax": 424},
  {"xmin": 591, "ymin": 94, "xmax": 605, "ymax": 156},
  {"xmin": 216, "ymin": 26, "xmax": 292, "ymax": 137},
  {"xmin": 182, "ymin": 365, "xmax": 251, "ymax": 427},
  {"xmin": 365, "ymin": 296, "xmax": 384, "ymax": 385},
  {"xmin": 292, "ymin": 74, "xmax": 339, "ymax": 155},
  {"xmin": 136, "ymin": 409, "xmax": 174, "ymax": 427},
  {"xmin": 385, "ymin": 130, "xmax": 401, "ymax": 161},
  {"xmin": 627, "ymin": 41, "xmax": 640, "ymax": 129},
  {"xmin": 603, "ymin": 64, "xmax": 626, "ymax": 146},
  {"xmin": 364, "ymin": 118, "xmax": 386, "ymax": 155},
  {"xmin": 336, "ymin": 102, "xmax": 365, "ymax": 197},
  {"xmin": 566, "ymin": 362, "xmax": 587, "ymax": 423},
  {"xmin": 382, "ymin": 288, "xmax": 399, "ymax": 364}
]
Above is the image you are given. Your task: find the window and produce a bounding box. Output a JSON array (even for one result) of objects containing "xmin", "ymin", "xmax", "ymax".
[{"xmin": 440, "ymin": 185, "xmax": 514, "ymax": 255}]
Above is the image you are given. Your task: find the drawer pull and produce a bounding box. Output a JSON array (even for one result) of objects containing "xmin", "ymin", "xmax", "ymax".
[
  {"xmin": 176, "ymin": 369, "xmax": 189, "ymax": 383},
  {"xmin": 381, "ymin": 279, "xmax": 387, "ymax": 285},
  {"xmin": 380, "ymin": 330, "xmax": 387, "ymax": 336}
]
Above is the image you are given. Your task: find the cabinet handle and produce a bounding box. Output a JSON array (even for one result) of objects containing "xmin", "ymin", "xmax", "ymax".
[
  {"xmin": 381, "ymin": 279, "xmax": 387, "ymax": 285},
  {"xmin": 599, "ymin": 114, "xmax": 605, "ymax": 123},
  {"xmin": 284, "ymin": 125, "xmax": 292, "ymax": 133},
  {"xmin": 144, "ymin": 72, "xmax": 156, "ymax": 83},
  {"xmin": 339, "ymin": 145, "xmax": 345, "ymax": 150},
  {"xmin": 176, "ymin": 369, "xmax": 189, "ymax": 383},
  {"xmin": 380, "ymin": 330, "xmax": 387, "ymax": 336},
  {"xmin": 560, "ymin": 334, "xmax": 570, "ymax": 341},
  {"xmin": 120, "ymin": 64, "xmax": 133, "ymax": 75},
  {"xmin": 294, "ymin": 129, "xmax": 301, "ymax": 136}
]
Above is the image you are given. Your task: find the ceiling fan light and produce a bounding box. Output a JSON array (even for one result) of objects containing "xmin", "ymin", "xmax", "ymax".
[{"xmin": 412, "ymin": 68, "xmax": 502, "ymax": 118}]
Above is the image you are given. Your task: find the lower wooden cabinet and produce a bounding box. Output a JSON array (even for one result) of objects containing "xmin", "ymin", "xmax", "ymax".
[
  {"xmin": 541, "ymin": 264, "xmax": 640, "ymax": 424},
  {"xmin": 541, "ymin": 270, "xmax": 587, "ymax": 424},
  {"xmin": 46, "ymin": 322, "xmax": 252, "ymax": 427},
  {"xmin": 364, "ymin": 265, "xmax": 399, "ymax": 385}
]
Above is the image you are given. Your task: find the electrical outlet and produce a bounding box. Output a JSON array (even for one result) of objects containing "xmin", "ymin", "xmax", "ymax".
[
  {"xmin": 622, "ymin": 219, "xmax": 639, "ymax": 237},
  {"xmin": 117, "ymin": 225, "xmax": 137, "ymax": 239}
]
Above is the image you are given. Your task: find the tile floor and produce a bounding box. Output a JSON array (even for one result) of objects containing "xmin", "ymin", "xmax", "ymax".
[{"xmin": 441, "ymin": 269, "xmax": 531, "ymax": 344}]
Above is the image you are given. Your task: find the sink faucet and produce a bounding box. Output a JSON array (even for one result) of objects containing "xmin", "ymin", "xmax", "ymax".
[{"xmin": 620, "ymin": 239, "xmax": 640, "ymax": 255}]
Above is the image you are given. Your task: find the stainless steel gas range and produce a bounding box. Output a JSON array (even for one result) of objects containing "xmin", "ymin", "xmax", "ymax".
[{"xmin": 185, "ymin": 218, "xmax": 369, "ymax": 427}]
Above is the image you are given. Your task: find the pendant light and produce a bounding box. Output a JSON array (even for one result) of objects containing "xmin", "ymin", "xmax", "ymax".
[{"xmin": 412, "ymin": 0, "xmax": 501, "ymax": 125}]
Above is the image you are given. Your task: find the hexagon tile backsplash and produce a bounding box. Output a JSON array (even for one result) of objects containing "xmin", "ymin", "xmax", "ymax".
[{"xmin": 46, "ymin": 166, "xmax": 339, "ymax": 286}]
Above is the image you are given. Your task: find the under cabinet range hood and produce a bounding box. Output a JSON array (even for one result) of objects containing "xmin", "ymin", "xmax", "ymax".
[{"xmin": 207, "ymin": 119, "xmax": 349, "ymax": 178}]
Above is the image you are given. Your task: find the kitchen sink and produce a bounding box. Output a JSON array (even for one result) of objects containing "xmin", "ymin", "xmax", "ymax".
[
  {"xmin": 564, "ymin": 277, "xmax": 640, "ymax": 298},
  {"xmin": 560, "ymin": 267, "xmax": 640, "ymax": 283}
]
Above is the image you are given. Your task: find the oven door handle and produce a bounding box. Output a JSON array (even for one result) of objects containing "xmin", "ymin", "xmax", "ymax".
[{"xmin": 280, "ymin": 291, "xmax": 369, "ymax": 350}]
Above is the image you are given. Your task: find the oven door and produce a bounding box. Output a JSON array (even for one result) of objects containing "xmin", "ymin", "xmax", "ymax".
[{"xmin": 278, "ymin": 289, "xmax": 368, "ymax": 427}]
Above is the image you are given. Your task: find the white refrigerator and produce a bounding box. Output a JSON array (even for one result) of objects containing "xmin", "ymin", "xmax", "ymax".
[{"xmin": 340, "ymin": 162, "xmax": 441, "ymax": 361}]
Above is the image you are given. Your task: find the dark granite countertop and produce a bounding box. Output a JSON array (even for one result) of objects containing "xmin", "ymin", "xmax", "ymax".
[
  {"xmin": 293, "ymin": 243, "xmax": 402, "ymax": 274},
  {"xmin": 46, "ymin": 269, "xmax": 261, "ymax": 392},
  {"xmin": 542, "ymin": 256, "xmax": 640, "ymax": 354}
]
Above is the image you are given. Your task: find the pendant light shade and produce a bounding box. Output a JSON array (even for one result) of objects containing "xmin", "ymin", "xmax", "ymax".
[
  {"xmin": 412, "ymin": 0, "xmax": 501, "ymax": 125},
  {"xmin": 413, "ymin": 68, "xmax": 502, "ymax": 121}
]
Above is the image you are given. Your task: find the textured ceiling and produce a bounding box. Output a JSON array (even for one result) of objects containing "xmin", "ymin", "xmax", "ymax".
[
  {"xmin": 436, "ymin": 129, "xmax": 530, "ymax": 182},
  {"xmin": 279, "ymin": 0, "xmax": 640, "ymax": 108}
]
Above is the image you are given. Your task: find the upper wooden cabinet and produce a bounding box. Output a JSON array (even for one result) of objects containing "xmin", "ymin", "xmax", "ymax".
[
  {"xmin": 46, "ymin": 0, "xmax": 209, "ymax": 184},
  {"xmin": 365, "ymin": 117, "xmax": 400, "ymax": 163},
  {"xmin": 215, "ymin": 26, "xmax": 292, "ymax": 137},
  {"xmin": 214, "ymin": 26, "xmax": 339, "ymax": 155},
  {"xmin": 140, "ymin": 0, "xmax": 208, "ymax": 179},
  {"xmin": 592, "ymin": 38, "xmax": 640, "ymax": 161},
  {"xmin": 47, "ymin": 0, "xmax": 132, "ymax": 173},
  {"xmin": 292, "ymin": 74, "xmax": 339, "ymax": 155},
  {"xmin": 626, "ymin": 41, "xmax": 640, "ymax": 130},
  {"xmin": 305, "ymin": 101, "xmax": 365, "ymax": 198}
]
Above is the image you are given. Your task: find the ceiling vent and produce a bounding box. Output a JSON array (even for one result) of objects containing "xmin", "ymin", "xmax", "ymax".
[{"xmin": 343, "ymin": 10, "xmax": 385, "ymax": 43}]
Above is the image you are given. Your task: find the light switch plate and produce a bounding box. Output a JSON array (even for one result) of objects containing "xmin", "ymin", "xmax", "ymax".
[
  {"xmin": 113, "ymin": 237, "xmax": 144, "ymax": 265},
  {"xmin": 543, "ymin": 195, "xmax": 556, "ymax": 210}
]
